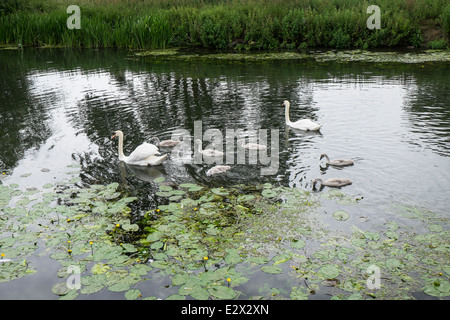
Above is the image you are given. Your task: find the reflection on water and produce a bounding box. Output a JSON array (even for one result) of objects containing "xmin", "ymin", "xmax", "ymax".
[{"xmin": 0, "ymin": 49, "xmax": 449, "ymax": 216}]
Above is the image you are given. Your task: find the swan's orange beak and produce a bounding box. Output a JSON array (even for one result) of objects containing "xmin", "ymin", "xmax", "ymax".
[{"xmin": 112, "ymin": 133, "xmax": 117, "ymax": 139}]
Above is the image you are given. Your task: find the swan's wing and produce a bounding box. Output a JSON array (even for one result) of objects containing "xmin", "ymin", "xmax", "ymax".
[
  {"xmin": 128, "ymin": 143, "xmax": 160, "ymax": 162},
  {"xmin": 292, "ymin": 119, "xmax": 322, "ymax": 131},
  {"xmin": 145, "ymin": 154, "xmax": 168, "ymax": 166}
]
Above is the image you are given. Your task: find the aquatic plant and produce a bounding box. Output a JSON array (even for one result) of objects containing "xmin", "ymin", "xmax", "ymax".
[{"xmin": 0, "ymin": 161, "xmax": 448, "ymax": 300}]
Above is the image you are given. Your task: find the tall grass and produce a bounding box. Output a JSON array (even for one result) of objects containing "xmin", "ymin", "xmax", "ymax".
[{"xmin": 0, "ymin": 0, "xmax": 448, "ymax": 50}]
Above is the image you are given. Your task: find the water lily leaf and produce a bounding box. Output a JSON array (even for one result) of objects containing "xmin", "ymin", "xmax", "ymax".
[
  {"xmin": 153, "ymin": 177, "xmax": 165, "ymax": 184},
  {"xmin": 129, "ymin": 264, "xmax": 152, "ymax": 276},
  {"xmin": 208, "ymin": 285, "xmax": 237, "ymax": 299},
  {"xmin": 188, "ymin": 185, "xmax": 203, "ymax": 192},
  {"xmin": 81, "ymin": 284, "xmax": 103, "ymax": 294},
  {"xmin": 313, "ymin": 249, "xmax": 336, "ymax": 261},
  {"xmin": 121, "ymin": 243, "xmax": 137, "ymax": 253},
  {"xmin": 150, "ymin": 241, "xmax": 164, "ymax": 250},
  {"xmin": 180, "ymin": 183, "xmax": 197, "ymax": 188},
  {"xmin": 261, "ymin": 265, "xmax": 283, "ymax": 274},
  {"xmin": 249, "ymin": 257, "xmax": 269, "ymax": 265},
  {"xmin": 347, "ymin": 293, "xmax": 364, "ymax": 300},
  {"xmin": 333, "ymin": 210, "xmax": 350, "ymax": 221},
  {"xmin": 108, "ymin": 282, "xmax": 130, "ymax": 292},
  {"xmin": 225, "ymin": 250, "xmax": 241, "ymax": 265},
  {"xmin": 423, "ymin": 279, "xmax": 450, "ymax": 297},
  {"xmin": 52, "ymin": 282, "xmax": 70, "ymax": 296},
  {"xmin": 291, "ymin": 239, "xmax": 306, "ymax": 249},
  {"xmin": 122, "ymin": 223, "xmax": 139, "ymax": 232},
  {"xmin": 91, "ymin": 263, "xmax": 111, "ymax": 275},
  {"xmin": 318, "ymin": 264, "xmax": 340, "ymax": 279},
  {"xmin": 290, "ymin": 287, "xmax": 308, "ymax": 300},
  {"xmin": 172, "ymin": 273, "xmax": 189, "ymax": 286},
  {"xmin": 385, "ymin": 258, "xmax": 402, "ymax": 271},
  {"xmin": 211, "ymin": 188, "xmax": 229, "ymax": 196},
  {"xmin": 155, "ymin": 191, "xmax": 172, "ymax": 197},
  {"xmin": 146, "ymin": 231, "xmax": 164, "ymax": 242},
  {"xmin": 261, "ymin": 189, "xmax": 277, "ymax": 197},
  {"xmin": 237, "ymin": 194, "xmax": 255, "ymax": 203},
  {"xmin": 364, "ymin": 231, "xmax": 380, "ymax": 241},
  {"xmin": 125, "ymin": 289, "xmax": 141, "ymax": 300},
  {"xmin": 385, "ymin": 230, "xmax": 399, "ymax": 240},
  {"xmin": 190, "ymin": 286, "xmax": 210, "ymax": 300}
]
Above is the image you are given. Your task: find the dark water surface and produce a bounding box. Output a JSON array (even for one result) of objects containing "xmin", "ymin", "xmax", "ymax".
[{"xmin": 0, "ymin": 48, "xmax": 449, "ymax": 299}]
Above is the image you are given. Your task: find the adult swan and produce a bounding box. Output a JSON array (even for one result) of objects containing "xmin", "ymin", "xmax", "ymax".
[
  {"xmin": 283, "ymin": 100, "xmax": 322, "ymax": 131},
  {"xmin": 112, "ymin": 130, "xmax": 168, "ymax": 166}
]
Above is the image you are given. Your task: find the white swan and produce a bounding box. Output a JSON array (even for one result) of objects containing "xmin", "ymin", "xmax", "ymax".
[
  {"xmin": 112, "ymin": 130, "xmax": 167, "ymax": 166},
  {"xmin": 312, "ymin": 177, "xmax": 352, "ymax": 189},
  {"xmin": 320, "ymin": 153, "xmax": 354, "ymax": 167},
  {"xmin": 151, "ymin": 137, "xmax": 180, "ymax": 148},
  {"xmin": 206, "ymin": 165, "xmax": 231, "ymax": 176},
  {"xmin": 196, "ymin": 139, "xmax": 224, "ymax": 157},
  {"xmin": 238, "ymin": 139, "xmax": 267, "ymax": 151},
  {"xmin": 283, "ymin": 100, "xmax": 322, "ymax": 131}
]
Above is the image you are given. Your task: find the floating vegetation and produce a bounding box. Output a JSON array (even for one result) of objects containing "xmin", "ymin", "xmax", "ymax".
[
  {"xmin": 0, "ymin": 165, "xmax": 448, "ymax": 300},
  {"xmin": 134, "ymin": 48, "xmax": 450, "ymax": 64}
]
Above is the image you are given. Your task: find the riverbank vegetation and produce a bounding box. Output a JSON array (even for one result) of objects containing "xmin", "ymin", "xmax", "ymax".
[{"xmin": 0, "ymin": 0, "xmax": 449, "ymax": 50}]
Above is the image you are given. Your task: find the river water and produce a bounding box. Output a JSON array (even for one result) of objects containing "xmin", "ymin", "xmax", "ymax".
[{"xmin": 0, "ymin": 48, "xmax": 449, "ymax": 299}]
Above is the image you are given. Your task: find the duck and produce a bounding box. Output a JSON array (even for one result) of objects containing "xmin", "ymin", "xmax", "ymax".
[
  {"xmin": 283, "ymin": 100, "xmax": 322, "ymax": 131},
  {"xmin": 320, "ymin": 153, "xmax": 354, "ymax": 167},
  {"xmin": 196, "ymin": 139, "xmax": 224, "ymax": 157},
  {"xmin": 151, "ymin": 136, "xmax": 181, "ymax": 148},
  {"xmin": 206, "ymin": 165, "xmax": 231, "ymax": 176},
  {"xmin": 312, "ymin": 177, "xmax": 352, "ymax": 189},
  {"xmin": 112, "ymin": 130, "xmax": 167, "ymax": 166}
]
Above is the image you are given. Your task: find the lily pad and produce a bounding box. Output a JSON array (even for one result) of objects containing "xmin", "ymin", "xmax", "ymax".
[
  {"xmin": 125, "ymin": 289, "xmax": 141, "ymax": 300},
  {"xmin": 261, "ymin": 265, "xmax": 283, "ymax": 274},
  {"xmin": 318, "ymin": 264, "xmax": 340, "ymax": 279},
  {"xmin": 52, "ymin": 282, "xmax": 70, "ymax": 296},
  {"xmin": 332, "ymin": 210, "xmax": 350, "ymax": 221},
  {"xmin": 208, "ymin": 285, "xmax": 237, "ymax": 299},
  {"xmin": 291, "ymin": 239, "xmax": 306, "ymax": 249}
]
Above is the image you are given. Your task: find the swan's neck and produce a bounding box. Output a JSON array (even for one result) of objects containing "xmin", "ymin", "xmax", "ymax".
[
  {"xmin": 284, "ymin": 103, "xmax": 291, "ymax": 125},
  {"xmin": 117, "ymin": 133, "xmax": 127, "ymax": 161},
  {"xmin": 322, "ymin": 154, "xmax": 330, "ymax": 163}
]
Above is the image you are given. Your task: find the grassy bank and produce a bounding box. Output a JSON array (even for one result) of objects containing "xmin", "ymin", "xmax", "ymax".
[{"xmin": 1, "ymin": 0, "xmax": 449, "ymax": 50}]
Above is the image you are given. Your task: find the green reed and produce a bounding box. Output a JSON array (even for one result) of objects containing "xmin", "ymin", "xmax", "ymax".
[{"xmin": 0, "ymin": 0, "xmax": 448, "ymax": 50}]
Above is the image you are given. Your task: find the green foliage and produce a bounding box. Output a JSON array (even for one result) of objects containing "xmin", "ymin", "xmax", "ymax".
[
  {"xmin": 428, "ymin": 39, "xmax": 448, "ymax": 49},
  {"xmin": 1, "ymin": 0, "xmax": 449, "ymax": 50},
  {"xmin": 441, "ymin": 3, "xmax": 450, "ymax": 35}
]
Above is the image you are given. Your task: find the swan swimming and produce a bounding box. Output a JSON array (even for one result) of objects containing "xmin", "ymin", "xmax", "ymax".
[
  {"xmin": 206, "ymin": 165, "xmax": 231, "ymax": 176},
  {"xmin": 320, "ymin": 153, "xmax": 354, "ymax": 167},
  {"xmin": 112, "ymin": 130, "xmax": 167, "ymax": 166},
  {"xmin": 151, "ymin": 137, "xmax": 181, "ymax": 148},
  {"xmin": 283, "ymin": 100, "xmax": 322, "ymax": 131},
  {"xmin": 238, "ymin": 139, "xmax": 267, "ymax": 151},
  {"xmin": 196, "ymin": 139, "xmax": 224, "ymax": 157},
  {"xmin": 312, "ymin": 177, "xmax": 352, "ymax": 189}
]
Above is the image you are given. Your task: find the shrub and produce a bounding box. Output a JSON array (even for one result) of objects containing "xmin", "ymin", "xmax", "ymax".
[{"xmin": 428, "ymin": 39, "xmax": 448, "ymax": 49}]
